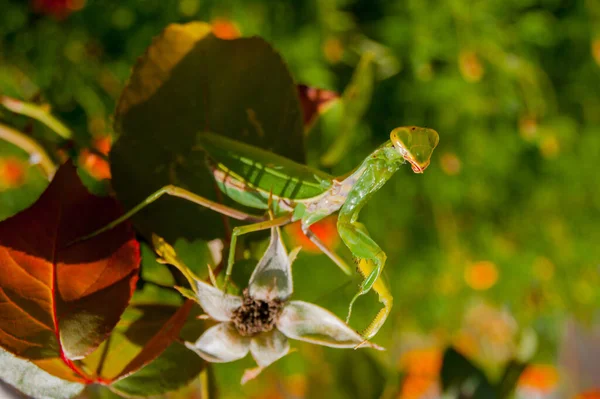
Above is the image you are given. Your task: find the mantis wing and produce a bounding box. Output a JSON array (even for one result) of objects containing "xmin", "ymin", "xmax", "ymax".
[{"xmin": 198, "ymin": 132, "xmax": 334, "ymax": 201}]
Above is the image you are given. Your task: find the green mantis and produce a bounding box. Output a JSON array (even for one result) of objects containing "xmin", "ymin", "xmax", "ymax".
[{"xmin": 80, "ymin": 126, "xmax": 439, "ymax": 340}]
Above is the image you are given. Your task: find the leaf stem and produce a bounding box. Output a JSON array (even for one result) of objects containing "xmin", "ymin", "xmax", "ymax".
[
  {"xmin": 1, "ymin": 95, "xmax": 72, "ymax": 139},
  {"xmin": 0, "ymin": 122, "xmax": 57, "ymax": 180}
]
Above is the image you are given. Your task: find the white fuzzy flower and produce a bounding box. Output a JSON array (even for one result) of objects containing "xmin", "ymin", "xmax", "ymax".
[{"xmin": 184, "ymin": 227, "xmax": 383, "ymax": 383}]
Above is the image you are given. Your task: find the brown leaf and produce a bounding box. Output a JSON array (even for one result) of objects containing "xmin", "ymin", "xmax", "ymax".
[{"xmin": 0, "ymin": 161, "xmax": 139, "ymax": 381}]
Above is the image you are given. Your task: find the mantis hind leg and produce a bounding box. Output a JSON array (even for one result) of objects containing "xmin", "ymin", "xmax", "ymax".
[
  {"xmin": 70, "ymin": 184, "xmax": 266, "ymax": 244},
  {"xmin": 337, "ymin": 219, "xmax": 393, "ymax": 340}
]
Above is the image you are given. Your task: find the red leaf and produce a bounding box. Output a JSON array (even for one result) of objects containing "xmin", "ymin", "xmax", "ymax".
[
  {"xmin": 297, "ymin": 84, "xmax": 338, "ymax": 127},
  {"xmin": 0, "ymin": 161, "xmax": 139, "ymax": 381}
]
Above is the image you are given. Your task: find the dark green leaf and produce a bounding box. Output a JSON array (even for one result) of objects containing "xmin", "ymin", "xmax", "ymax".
[
  {"xmin": 110, "ymin": 22, "xmax": 304, "ymax": 244},
  {"xmin": 496, "ymin": 360, "xmax": 527, "ymax": 399},
  {"xmin": 440, "ymin": 347, "xmax": 496, "ymax": 399}
]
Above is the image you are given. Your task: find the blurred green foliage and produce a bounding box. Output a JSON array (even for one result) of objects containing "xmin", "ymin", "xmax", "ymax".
[{"xmin": 1, "ymin": 0, "xmax": 599, "ymax": 398}]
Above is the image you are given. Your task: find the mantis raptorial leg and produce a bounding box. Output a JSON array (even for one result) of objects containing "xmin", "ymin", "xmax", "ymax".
[
  {"xmin": 338, "ymin": 217, "xmax": 390, "ymax": 337},
  {"xmin": 336, "ymin": 160, "xmax": 395, "ymax": 340},
  {"xmin": 353, "ymin": 258, "xmax": 392, "ymax": 342}
]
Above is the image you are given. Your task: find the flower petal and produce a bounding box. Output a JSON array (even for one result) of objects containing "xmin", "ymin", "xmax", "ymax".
[
  {"xmin": 248, "ymin": 227, "xmax": 293, "ymax": 301},
  {"xmin": 250, "ymin": 329, "xmax": 290, "ymax": 368},
  {"xmin": 277, "ymin": 301, "xmax": 382, "ymax": 349},
  {"xmin": 241, "ymin": 366, "xmax": 264, "ymax": 385},
  {"xmin": 185, "ymin": 323, "xmax": 250, "ymax": 363},
  {"xmin": 192, "ymin": 277, "xmax": 242, "ymax": 322}
]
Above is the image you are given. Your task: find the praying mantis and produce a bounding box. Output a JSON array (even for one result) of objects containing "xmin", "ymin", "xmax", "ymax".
[{"xmin": 79, "ymin": 126, "xmax": 439, "ymax": 340}]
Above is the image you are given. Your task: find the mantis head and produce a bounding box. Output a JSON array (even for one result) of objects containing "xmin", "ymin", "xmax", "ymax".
[{"xmin": 390, "ymin": 126, "xmax": 439, "ymax": 173}]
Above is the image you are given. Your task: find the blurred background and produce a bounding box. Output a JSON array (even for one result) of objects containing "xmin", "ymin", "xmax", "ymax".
[{"xmin": 0, "ymin": 0, "xmax": 599, "ymax": 398}]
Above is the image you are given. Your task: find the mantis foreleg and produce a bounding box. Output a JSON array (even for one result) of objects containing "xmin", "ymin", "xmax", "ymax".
[
  {"xmin": 337, "ymin": 217, "xmax": 391, "ymax": 339},
  {"xmin": 222, "ymin": 213, "xmax": 355, "ymax": 283},
  {"xmin": 336, "ymin": 159, "xmax": 396, "ymax": 340},
  {"xmin": 353, "ymin": 258, "xmax": 392, "ymax": 340}
]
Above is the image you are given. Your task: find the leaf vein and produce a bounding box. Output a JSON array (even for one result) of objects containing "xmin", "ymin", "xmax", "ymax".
[
  {"xmin": 4, "ymin": 249, "xmax": 49, "ymax": 287},
  {"xmin": 0, "ymin": 324, "xmax": 45, "ymax": 347},
  {"xmin": 0, "ymin": 286, "xmax": 54, "ymax": 331}
]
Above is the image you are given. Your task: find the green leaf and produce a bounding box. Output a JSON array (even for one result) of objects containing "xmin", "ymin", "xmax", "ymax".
[
  {"xmin": 110, "ymin": 21, "xmax": 304, "ymax": 244},
  {"xmin": 0, "ymin": 348, "xmax": 85, "ymax": 399},
  {"xmin": 0, "ymin": 134, "xmax": 50, "ymax": 221},
  {"xmin": 109, "ymin": 342, "xmax": 206, "ymax": 397},
  {"xmin": 132, "ymin": 283, "xmax": 183, "ymax": 307},
  {"xmin": 440, "ymin": 347, "xmax": 497, "ymax": 399}
]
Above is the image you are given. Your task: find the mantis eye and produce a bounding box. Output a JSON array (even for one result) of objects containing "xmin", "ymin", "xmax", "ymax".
[{"xmin": 390, "ymin": 126, "xmax": 439, "ymax": 173}]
